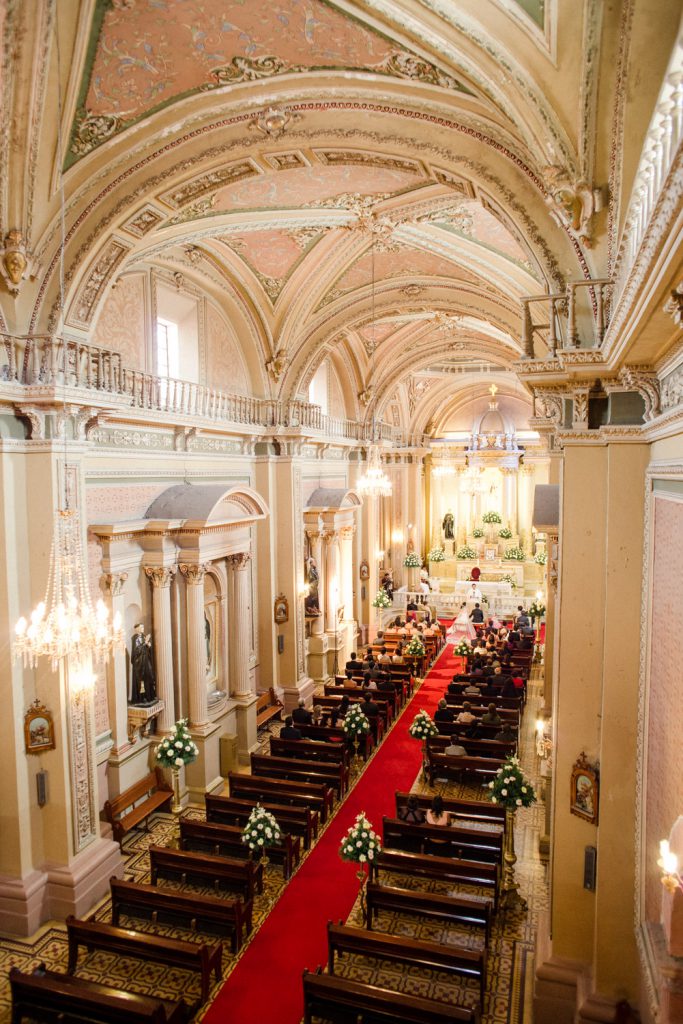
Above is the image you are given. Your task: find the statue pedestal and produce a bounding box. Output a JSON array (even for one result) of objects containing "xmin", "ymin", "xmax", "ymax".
[{"xmin": 127, "ymin": 700, "xmax": 165, "ymax": 744}]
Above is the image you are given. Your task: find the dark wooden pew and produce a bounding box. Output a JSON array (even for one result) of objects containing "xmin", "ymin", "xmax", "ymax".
[
  {"xmin": 179, "ymin": 817, "xmax": 301, "ymax": 879},
  {"xmin": 66, "ymin": 916, "xmax": 222, "ymax": 1004},
  {"xmin": 298, "ymin": 722, "xmax": 373, "ymax": 760},
  {"xmin": 270, "ymin": 735, "xmax": 350, "ymax": 767},
  {"xmin": 148, "ymin": 844, "xmax": 263, "ymax": 900},
  {"xmin": 370, "ymin": 849, "xmax": 499, "ymax": 909},
  {"xmin": 250, "ymin": 753, "xmax": 348, "ymax": 798},
  {"xmin": 110, "ymin": 876, "xmax": 252, "ymax": 952},
  {"xmin": 394, "ymin": 792, "xmax": 506, "ymax": 831},
  {"xmin": 324, "ymin": 684, "xmax": 397, "ymax": 721},
  {"xmin": 381, "ymin": 816, "xmax": 503, "ymax": 864},
  {"xmin": 425, "ymin": 734, "xmax": 516, "ymax": 759},
  {"xmin": 206, "ymin": 792, "xmax": 318, "ymax": 848},
  {"xmin": 313, "ymin": 695, "xmax": 386, "ymax": 743},
  {"xmin": 302, "ymin": 969, "xmax": 479, "ymax": 1024},
  {"xmin": 327, "ymin": 921, "xmax": 487, "ymax": 1004},
  {"xmin": 227, "ymin": 771, "xmax": 333, "ymax": 823},
  {"xmin": 365, "ymin": 882, "xmax": 491, "ymax": 946},
  {"xmin": 426, "ymin": 752, "xmax": 505, "ymax": 787},
  {"xmin": 103, "ymin": 768, "xmax": 172, "ymax": 846},
  {"xmin": 435, "ymin": 720, "xmax": 514, "ymax": 741},
  {"xmin": 442, "ymin": 700, "xmax": 519, "ymax": 725},
  {"xmin": 9, "ymin": 965, "xmax": 185, "ymax": 1024}
]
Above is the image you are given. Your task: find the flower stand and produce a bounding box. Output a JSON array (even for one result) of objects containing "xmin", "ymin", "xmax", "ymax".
[{"xmin": 501, "ymin": 809, "xmax": 528, "ymax": 912}]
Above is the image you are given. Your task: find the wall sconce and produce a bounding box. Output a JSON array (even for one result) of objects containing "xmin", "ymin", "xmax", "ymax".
[
  {"xmin": 659, "ymin": 840, "xmax": 682, "ymax": 893},
  {"xmin": 376, "ymin": 549, "xmax": 385, "ymax": 560},
  {"xmin": 71, "ymin": 665, "xmax": 96, "ymax": 703},
  {"xmin": 391, "ymin": 530, "xmax": 404, "ymax": 544}
]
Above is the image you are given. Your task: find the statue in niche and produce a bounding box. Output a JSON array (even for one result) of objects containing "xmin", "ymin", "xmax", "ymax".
[
  {"xmin": 205, "ymin": 613, "xmax": 212, "ymax": 675},
  {"xmin": 442, "ymin": 510, "xmax": 455, "ymax": 540},
  {"xmin": 304, "ymin": 556, "xmax": 321, "ymax": 616},
  {"xmin": 130, "ymin": 623, "xmax": 156, "ymax": 705}
]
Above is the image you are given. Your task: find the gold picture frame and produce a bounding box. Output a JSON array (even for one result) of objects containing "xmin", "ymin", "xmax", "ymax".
[
  {"xmin": 274, "ymin": 594, "xmax": 289, "ymax": 625},
  {"xmin": 570, "ymin": 752, "xmax": 599, "ymax": 825},
  {"xmin": 24, "ymin": 698, "xmax": 55, "ymax": 755},
  {"xmin": 359, "ymin": 559, "xmax": 370, "ymax": 580}
]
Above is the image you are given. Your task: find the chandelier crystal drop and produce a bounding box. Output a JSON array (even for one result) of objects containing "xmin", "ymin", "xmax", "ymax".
[
  {"xmin": 357, "ymin": 445, "xmax": 392, "ymax": 498},
  {"xmin": 13, "ymin": 508, "xmax": 124, "ymax": 669}
]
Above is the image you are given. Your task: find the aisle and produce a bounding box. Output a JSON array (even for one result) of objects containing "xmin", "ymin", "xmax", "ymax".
[{"xmin": 203, "ymin": 645, "xmax": 461, "ymax": 1024}]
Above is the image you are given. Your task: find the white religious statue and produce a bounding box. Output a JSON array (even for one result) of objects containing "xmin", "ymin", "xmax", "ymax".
[{"xmin": 467, "ymin": 582, "xmax": 482, "ymax": 604}]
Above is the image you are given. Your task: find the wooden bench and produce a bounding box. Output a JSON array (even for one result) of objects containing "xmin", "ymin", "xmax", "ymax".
[
  {"xmin": 435, "ymin": 720, "xmax": 514, "ymax": 741},
  {"xmin": 179, "ymin": 817, "xmax": 301, "ymax": 880},
  {"xmin": 314, "ymin": 695, "xmax": 386, "ymax": 743},
  {"xmin": 302, "ymin": 969, "xmax": 479, "ymax": 1024},
  {"xmin": 394, "ymin": 792, "xmax": 507, "ymax": 831},
  {"xmin": 206, "ymin": 792, "xmax": 318, "ymax": 848},
  {"xmin": 256, "ymin": 686, "xmax": 284, "ymax": 728},
  {"xmin": 426, "ymin": 752, "xmax": 505, "ymax": 787},
  {"xmin": 227, "ymin": 771, "xmax": 333, "ymax": 823},
  {"xmin": 66, "ymin": 916, "xmax": 221, "ymax": 1005},
  {"xmin": 382, "ymin": 817, "xmax": 503, "ymax": 865},
  {"xmin": 298, "ymin": 722, "xmax": 373, "ymax": 761},
  {"xmin": 250, "ymin": 753, "xmax": 348, "ymax": 798},
  {"xmin": 9, "ymin": 965, "xmax": 185, "ymax": 1024},
  {"xmin": 370, "ymin": 849, "xmax": 499, "ymax": 909},
  {"xmin": 327, "ymin": 920, "xmax": 488, "ymax": 1005},
  {"xmin": 149, "ymin": 844, "xmax": 263, "ymax": 901},
  {"xmin": 325, "ymin": 684, "xmax": 397, "ymax": 721},
  {"xmin": 110, "ymin": 876, "xmax": 252, "ymax": 952},
  {"xmin": 365, "ymin": 882, "xmax": 491, "ymax": 946},
  {"xmin": 103, "ymin": 768, "xmax": 172, "ymax": 846},
  {"xmin": 425, "ymin": 735, "xmax": 516, "ymax": 759},
  {"xmin": 270, "ymin": 735, "xmax": 350, "ymax": 768}
]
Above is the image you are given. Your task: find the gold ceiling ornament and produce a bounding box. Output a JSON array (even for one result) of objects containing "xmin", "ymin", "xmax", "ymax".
[
  {"xmin": 0, "ymin": 229, "xmax": 30, "ymax": 295},
  {"xmin": 431, "ymin": 311, "xmax": 465, "ymax": 333},
  {"xmin": 249, "ymin": 105, "xmax": 302, "ymax": 139}
]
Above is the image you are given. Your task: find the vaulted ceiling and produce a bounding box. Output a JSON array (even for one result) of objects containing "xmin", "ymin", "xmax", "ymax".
[{"xmin": 0, "ymin": 0, "xmax": 677, "ymax": 434}]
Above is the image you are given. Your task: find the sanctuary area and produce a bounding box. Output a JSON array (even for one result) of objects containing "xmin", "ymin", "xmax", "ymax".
[{"xmin": 0, "ymin": 1, "xmax": 682, "ymax": 1023}]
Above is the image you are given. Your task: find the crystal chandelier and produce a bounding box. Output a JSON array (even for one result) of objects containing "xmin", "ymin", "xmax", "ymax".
[
  {"xmin": 14, "ymin": 508, "xmax": 123, "ymax": 669},
  {"xmin": 356, "ymin": 214, "xmax": 392, "ymax": 499}
]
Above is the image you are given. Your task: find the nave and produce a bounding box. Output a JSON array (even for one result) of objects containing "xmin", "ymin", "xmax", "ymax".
[{"xmin": 1, "ymin": 629, "xmax": 547, "ymax": 1024}]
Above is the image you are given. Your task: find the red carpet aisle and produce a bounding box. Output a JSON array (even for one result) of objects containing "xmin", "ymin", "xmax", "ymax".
[{"xmin": 203, "ymin": 645, "xmax": 461, "ymax": 1024}]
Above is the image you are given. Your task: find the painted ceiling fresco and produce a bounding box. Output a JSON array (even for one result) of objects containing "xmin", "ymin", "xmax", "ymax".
[
  {"xmin": 69, "ymin": 0, "xmax": 469, "ymax": 163},
  {"xmin": 212, "ymin": 164, "xmax": 425, "ymax": 211},
  {"xmin": 432, "ymin": 201, "xmax": 529, "ymax": 264},
  {"xmin": 218, "ymin": 228, "xmax": 313, "ymax": 280},
  {"xmin": 330, "ymin": 247, "xmax": 482, "ymax": 296}
]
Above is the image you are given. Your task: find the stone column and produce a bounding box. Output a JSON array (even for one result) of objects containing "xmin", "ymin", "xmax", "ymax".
[
  {"xmin": 325, "ymin": 530, "xmax": 340, "ymax": 632},
  {"xmin": 103, "ymin": 572, "xmax": 129, "ymax": 752},
  {"xmin": 501, "ymin": 467, "xmax": 518, "ymax": 534},
  {"xmin": 179, "ymin": 563, "xmax": 209, "ymax": 728},
  {"xmin": 517, "ymin": 465, "xmax": 534, "ymax": 546},
  {"xmin": 229, "ymin": 553, "xmax": 252, "ymax": 697},
  {"xmin": 339, "ymin": 525, "xmax": 355, "ymax": 621},
  {"xmin": 144, "ymin": 566, "xmax": 176, "ymax": 733}
]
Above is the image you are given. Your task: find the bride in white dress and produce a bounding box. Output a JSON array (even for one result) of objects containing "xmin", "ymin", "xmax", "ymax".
[{"xmin": 447, "ymin": 602, "xmax": 477, "ymax": 644}]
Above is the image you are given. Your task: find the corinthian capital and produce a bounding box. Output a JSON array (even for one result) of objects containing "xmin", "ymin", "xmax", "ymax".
[
  {"xmin": 145, "ymin": 566, "xmax": 176, "ymax": 589},
  {"xmin": 179, "ymin": 562, "xmax": 208, "ymax": 584},
  {"xmin": 103, "ymin": 572, "xmax": 128, "ymax": 596},
  {"xmin": 229, "ymin": 552, "xmax": 251, "ymax": 570}
]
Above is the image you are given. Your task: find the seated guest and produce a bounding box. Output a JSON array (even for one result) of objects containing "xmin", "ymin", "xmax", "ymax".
[
  {"xmin": 512, "ymin": 674, "xmax": 525, "ymax": 691},
  {"xmin": 378, "ymin": 646, "xmax": 392, "ymax": 664},
  {"xmin": 406, "ymin": 598, "xmax": 418, "ymax": 611},
  {"xmin": 376, "ymin": 629, "xmax": 385, "ymax": 642},
  {"xmin": 520, "ymin": 633, "xmax": 534, "ymax": 649},
  {"xmin": 448, "ymin": 677, "xmax": 466, "ymax": 696},
  {"xmin": 280, "ymin": 715, "xmax": 302, "ymax": 740},
  {"xmin": 346, "ymin": 651, "xmax": 363, "ymax": 674},
  {"xmin": 392, "ymin": 643, "xmax": 404, "ymax": 664},
  {"xmin": 463, "ymin": 679, "xmax": 481, "ymax": 696},
  {"xmin": 398, "ymin": 794, "xmax": 425, "ymax": 823},
  {"xmin": 515, "ymin": 605, "xmax": 531, "ymax": 629},
  {"xmin": 361, "ymin": 692, "xmax": 380, "ymax": 719},
  {"xmin": 363, "ymin": 671, "xmax": 377, "ymax": 691},
  {"xmin": 481, "ymin": 703, "xmax": 502, "ymax": 726},
  {"xmin": 312, "ymin": 705, "xmax": 324, "ymax": 726},
  {"xmin": 500, "ymin": 675, "xmax": 518, "ymax": 698},
  {"xmin": 426, "ymin": 794, "xmax": 450, "ymax": 826},
  {"xmin": 495, "ymin": 723, "xmax": 517, "ymax": 743},
  {"xmin": 330, "ymin": 695, "xmax": 350, "ymax": 726},
  {"xmin": 434, "ymin": 698, "xmax": 453, "ymax": 723},
  {"xmin": 444, "ymin": 739, "xmax": 468, "ymax": 756},
  {"xmin": 364, "ymin": 647, "xmax": 375, "ymax": 663},
  {"xmin": 455, "ymin": 701, "xmax": 477, "ymax": 727},
  {"xmin": 508, "ymin": 629, "xmax": 521, "ymax": 644},
  {"xmin": 345, "ymin": 668, "xmax": 356, "ymax": 682},
  {"xmin": 292, "ymin": 698, "xmax": 312, "ymax": 725},
  {"xmin": 377, "ymin": 674, "xmax": 395, "ymax": 693}
]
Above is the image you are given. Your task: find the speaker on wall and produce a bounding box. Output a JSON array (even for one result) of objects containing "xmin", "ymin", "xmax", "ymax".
[
  {"xmin": 36, "ymin": 769, "xmax": 48, "ymax": 807},
  {"xmin": 583, "ymin": 845, "xmax": 597, "ymax": 890}
]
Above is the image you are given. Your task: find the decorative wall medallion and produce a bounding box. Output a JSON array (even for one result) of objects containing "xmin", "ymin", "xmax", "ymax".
[
  {"xmin": 0, "ymin": 230, "xmax": 30, "ymax": 295},
  {"xmin": 24, "ymin": 699, "xmax": 55, "ymax": 755},
  {"xmin": 70, "ymin": 110, "xmax": 122, "ymax": 157},
  {"xmin": 249, "ymin": 106, "xmax": 302, "ymax": 139},
  {"xmin": 263, "ymin": 151, "xmax": 309, "ymax": 171},
  {"xmin": 159, "ymin": 161, "xmax": 260, "ymax": 209},
  {"xmin": 121, "ymin": 204, "xmax": 165, "ymax": 237},
  {"xmin": 274, "ymin": 593, "xmax": 289, "ymax": 625}
]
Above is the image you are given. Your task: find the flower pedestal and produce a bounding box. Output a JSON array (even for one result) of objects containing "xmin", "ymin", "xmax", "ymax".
[
  {"xmin": 356, "ymin": 864, "xmax": 368, "ymax": 921},
  {"xmin": 170, "ymin": 767, "xmax": 182, "ymax": 815},
  {"xmin": 501, "ymin": 809, "xmax": 528, "ymax": 913}
]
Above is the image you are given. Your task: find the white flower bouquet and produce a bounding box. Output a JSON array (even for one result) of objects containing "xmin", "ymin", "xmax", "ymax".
[
  {"xmin": 453, "ymin": 639, "xmax": 471, "ymax": 657},
  {"xmin": 482, "ymin": 511, "xmax": 502, "ymax": 524},
  {"xmin": 503, "ymin": 546, "xmax": 526, "ymax": 561},
  {"xmin": 372, "ymin": 589, "xmax": 391, "ymax": 608},
  {"xmin": 409, "ymin": 708, "xmax": 439, "ymax": 740},
  {"xmin": 403, "ymin": 552, "xmax": 421, "ymax": 568},
  {"xmin": 155, "ymin": 718, "xmax": 199, "ymax": 769},
  {"xmin": 339, "ymin": 811, "xmax": 382, "ymax": 865},
  {"xmin": 472, "ymin": 527, "xmax": 484, "ymax": 538},
  {"xmin": 529, "ymin": 600, "xmax": 546, "ymax": 619},
  {"xmin": 488, "ymin": 755, "xmax": 536, "ymax": 809},
  {"xmin": 427, "ymin": 547, "xmax": 446, "ymax": 562},
  {"xmin": 457, "ymin": 545, "xmax": 477, "ymax": 559},
  {"xmin": 534, "ymin": 550, "xmax": 548, "ymax": 565},
  {"xmin": 342, "ymin": 704, "xmax": 370, "ymax": 738},
  {"xmin": 498, "ymin": 527, "xmax": 513, "ymax": 539},
  {"xmin": 241, "ymin": 803, "xmax": 282, "ymax": 852},
  {"xmin": 500, "ymin": 574, "xmax": 517, "ymax": 587},
  {"xmin": 405, "ymin": 636, "xmax": 425, "ymax": 658}
]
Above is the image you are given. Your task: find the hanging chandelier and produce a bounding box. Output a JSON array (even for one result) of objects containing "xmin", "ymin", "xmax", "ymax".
[
  {"xmin": 356, "ymin": 211, "xmax": 392, "ymax": 499},
  {"xmin": 14, "ymin": 508, "xmax": 124, "ymax": 669}
]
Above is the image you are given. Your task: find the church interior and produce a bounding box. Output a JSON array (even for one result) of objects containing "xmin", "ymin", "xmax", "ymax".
[{"xmin": 1, "ymin": 0, "xmax": 682, "ymax": 1021}]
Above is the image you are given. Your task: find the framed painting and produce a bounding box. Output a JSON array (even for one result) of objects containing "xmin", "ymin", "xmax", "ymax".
[
  {"xmin": 570, "ymin": 752, "xmax": 599, "ymax": 825},
  {"xmin": 274, "ymin": 594, "xmax": 289, "ymax": 625},
  {"xmin": 484, "ymin": 546, "xmax": 497, "ymax": 561},
  {"xmin": 24, "ymin": 699, "xmax": 55, "ymax": 755}
]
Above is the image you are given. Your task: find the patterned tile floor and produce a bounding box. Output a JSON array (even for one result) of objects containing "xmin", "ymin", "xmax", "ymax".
[{"xmin": 0, "ymin": 669, "xmax": 548, "ymax": 1023}]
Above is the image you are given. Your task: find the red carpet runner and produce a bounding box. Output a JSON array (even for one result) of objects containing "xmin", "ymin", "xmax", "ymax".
[{"xmin": 203, "ymin": 645, "xmax": 462, "ymax": 1024}]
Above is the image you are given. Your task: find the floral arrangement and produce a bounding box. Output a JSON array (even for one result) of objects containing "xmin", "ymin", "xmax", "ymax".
[
  {"xmin": 427, "ymin": 547, "xmax": 446, "ymax": 562},
  {"xmin": 372, "ymin": 589, "xmax": 392, "ymax": 608},
  {"xmin": 405, "ymin": 636, "xmax": 426, "ymax": 658},
  {"xmin": 453, "ymin": 639, "xmax": 471, "ymax": 657},
  {"xmin": 488, "ymin": 755, "xmax": 537, "ymax": 809},
  {"xmin": 156, "ymin": 719, "xmax": 199, "ymax": 770},
  {"xmin": 529, "ymin": 600, "xmax": 546, "ymax": 619},
  {"xmin": 472, "ymin": 527, "xmax": 484, "ymax": 538},
  {"xmin": 498, "ymin": 527, "xmax": 513, "ymax": 539},
  {"xmin": 408, "ymin": 709, "xmax": 439, "ymax": 740},
  {"xmin": 342, "ymin": 704, "xmax": 371, "ymax": 738},
  {"xmin": 339, "ymin": 811, "xmax": 381, "ymax": 865},
  {"xmin": 503, "ymin": 546, "xmax": 526, "ymax": 561},
  {"xmin": 482, "ymin": 511, "xmax": 502, "ymax": 524},
  {"xmin": 500, "ymin": 574, "xmax": 517, "ymax": 588},
  {"xmin": 241, "ymin": 804, "xmax": 282, "ymax": 853},
  {"xmin": 457, "ymin": 545, "xmax": 477, "ymax": 559},
  {"xmin": 534, "ymin": 550, "xmax": 548, "ymax": 565},
  {"xmin": 403, "ymin": 552, "xmax": 422, "ymax": 568}
]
